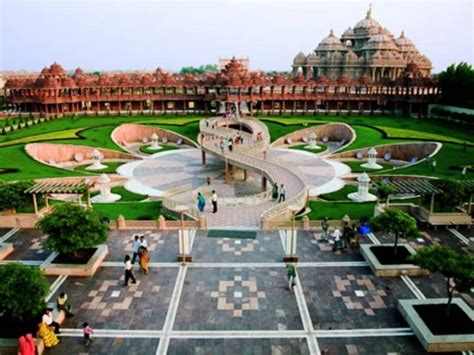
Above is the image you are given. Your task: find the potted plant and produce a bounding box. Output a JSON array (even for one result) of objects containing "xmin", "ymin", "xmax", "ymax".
[
  {"xmin": 398, "ymin": 245, "xmax": 474, "ymax": 352},
  {"xmin": 360, "ymin": 208, "xmax": 423, "ymax": 276},
  {"xmin": 36, "ymin": 203, "xmax": 109, "ymax": 276}
]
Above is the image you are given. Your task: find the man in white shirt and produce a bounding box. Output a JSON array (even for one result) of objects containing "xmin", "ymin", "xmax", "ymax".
[
  {"xmin": 278, "ymin": 184, "xmax": 286, "ymax": 203},
  {"xmin": 42, "ymin": 309, "xmax": 60, "ymax": 334},
  {"xmin": 139, "ymin": 235, "xmax": 148, "ymax": 249},
  {"xmin": 211, "ymin": 190, "xmax": 218, "ymax": 213},
  {"xmin": 132, "ymin": 235, "xmax": 140, "ymax": 264}
]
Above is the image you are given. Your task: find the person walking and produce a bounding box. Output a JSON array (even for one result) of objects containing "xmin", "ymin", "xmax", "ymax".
[
  {"xmin": 219, "ymin": 140, "xmax": 225, "ymax": 154},
  {"xmin": 139, "ymin": 235, "xmax": 148, "ymax": 249},
  {"xmin": 197, "ymin": 192, "xmax": 206, "ymax": 212},
  {"xmin": 272, "ymin": 182, "xmax": 279, "ymax": 200},
  {"xmin": 286, "ymin": 263, "xmax": 297, "ymax": 291},
  {"xmin": 37, "ymin": 322, "xmax": 59, "ymax": 348},
  {"xmin": 332, "ymin": 228, "xmax": 343, "ymax": 252},
  {"xmin": 138, "ymin": 246, "xmax": 150, "ymax": 275},
  {"xmin": 211, "ymin": 190, "xmax": 218, "ymax": 213},
  {"xmin": 342, "ymin": 222, "xmax": 352, "ymax": 249},
  {"xmin": 278, "ymin": 184, "xmax": 286, "ymax": 203},
  {"xmin": 82, "ymin": 322, "xmax": 94, "ymax": 346},
  {"xmin": 131, "ymin": 235, "xmax": 140, "ymax": 264},
  {"xmin": 228, "ymin": 139, "xmax": 233, "ymax": 152},
  {"xmin": 321, "ymin": 217, "xmax": 329, "ymax": 242},
  {"xmin": 123, "ymin": 255, "xmax": 137, "ymax": 286}
]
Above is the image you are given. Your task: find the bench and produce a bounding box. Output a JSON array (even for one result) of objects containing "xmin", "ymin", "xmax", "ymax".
[{"xmin": 36, "ymin": 303, "xmax": 66, "ymax": 355}]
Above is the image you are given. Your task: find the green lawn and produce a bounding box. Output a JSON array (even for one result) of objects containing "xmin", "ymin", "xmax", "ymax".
[
  {"xmin": 307, "ymin": 200, "xmax": 376, "ymax": 220},
  {"xmin": 289, "ymin": 143, "xmax": 328, "ymax": 154},
  {"xmin": 259, "ymin": 115, "xmax": 474, "ymax": 144},
  {"xmin": 342, "ymin": 160, "xmax": 395, "ymax": 173},
  {"xmin": 139, "ymin": 144, "xmax": 180, "ymax": 155},
  {"xmin": 261, "ymin": 121, "xmax": 322, "ymax": 142},
  {"xmin": 338, "ymin": 125, "xmax": 405, "ymax": 152},
  {"xmin": 0, "ymin": 145, "xmax": 88, "ymax": 181},
  {"xmin": 380, "ymin": 143, "xmax": 474, "ymax": 179},
  {"xmin": 59, "ymin": 126, "xmax": 125, "ymax": 152},
  {"xmin": 74, "ymin": 162, "xmax": 125, "ymax": 174},
  {"xmin": 319, "ymin": 185, "xmax": 359, "ymax": 201},
  {"xmin": 92, "ymin": 201, "xmax": 162, "ymax": 220},
  {"xmin": 151, "ymin": 122, "xmax": 200, "ymax": 143},
  {"xmin": 91, "ymin": 186, "xmax": 147, "ymax": 202}
]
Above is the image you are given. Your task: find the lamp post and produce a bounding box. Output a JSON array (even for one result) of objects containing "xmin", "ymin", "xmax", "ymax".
[
  {"xmin": 175, "ymin": 205, "xmax": 190, "ymax": 265},
  {"xmin": 284, "ymin": 205, "xmax": 300, "ymax": 262}
]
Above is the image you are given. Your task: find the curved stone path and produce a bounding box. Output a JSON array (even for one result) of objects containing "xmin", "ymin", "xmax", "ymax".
[{"xmin": 199, "ymin": 116, "xmax": 308, "ymax": 228}]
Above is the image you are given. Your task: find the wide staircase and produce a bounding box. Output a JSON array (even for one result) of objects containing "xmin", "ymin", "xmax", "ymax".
[{"xmin": 166, "ymin": 116, "xmax": 308, "ymax": 228}]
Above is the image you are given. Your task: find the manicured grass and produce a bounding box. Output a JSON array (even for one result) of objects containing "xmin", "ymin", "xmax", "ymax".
[
  {"xmin": 0, "ymin": 128, "xmax": 83, "ymax": 147},
  {"xmin": 259, "ymin": 115, "xmax": 474, "ymax": 144},
  {"xmin": 307, "ymin": 200, "xmax": 376, "ymax": 220},
  {"xmin": 342, "ymin": 160, "xmax": 395, "ymax": 173},
  {"xmin": 0, "ymin": 145, "xmax": 88, "ymax": 181},
  {"xmin": 380, "ymin": 143, "xmax": 474, "ymax": 179},
  {"xmin": 338, "ymin": 125, "xmax": 404, "ymax": 152},
  {"xmin": 92, "ymin": 201, "xmax": 162, "ymax": 220},
  {"xmin": 139, "ymin": 144, "xmax": 180, "ymax": 155},
  {"xmin": 74, "ymin": 162, "xmax": 125, "ymax": 174},
  {"xmin": 289, "ymin": 143, "xmax": 328, "ymax": 154},
  {"xmin": 261, "ymin": 121, "xmax": 322, "ymax": 142},
  {"xmin": 151, "ymin": 122, "xmax": 200, "ymax": 143},
  {"xmin": 0, "ymin": 115, "xmax": 204, "ymax": 145},
  {"xmin": 375, "ymin": 126, "xmax": 473, "ymax": 146},
  {"xmin": 91, "ymin": 186, "xmax": 147, "ymax": 202},
  {"xmin": 59, "ymin": 126, "xmax": 125, "ymax": 152},
  {"xmin": 319, "ymin": 185, "xmax": 359, "ymax": 201}
]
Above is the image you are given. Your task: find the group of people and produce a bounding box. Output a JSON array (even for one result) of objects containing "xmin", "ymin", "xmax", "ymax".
[
  {"xmin": 330, "ymin": 221, "xmax": 360, "ymax": 252},
  {"xmin": 271, "ymin": 183, "xmax": 286, "ymax": 203},
  {"xmin": 126, "ymin": 235, "xmax": 150, "ymax": 286},
  {"xmin": 197, "ymin": 190, "xmax": 218, "ymax": 213}
]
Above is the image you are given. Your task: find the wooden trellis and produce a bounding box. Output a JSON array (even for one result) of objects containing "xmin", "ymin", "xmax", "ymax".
[{"xmin": 25, "ymin": 180, "xmax": 94, "ymax": 214}]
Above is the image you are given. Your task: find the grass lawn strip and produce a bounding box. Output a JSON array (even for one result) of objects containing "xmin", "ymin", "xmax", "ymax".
[
  {"xmin": 0, "ymin": 128, "xmax": 82, "ymax": 147},
  {"xmin": 92, "ymin": 201, "xmax": 162, "ymax": 220},
  {"xmin": 289, "ymin": 143, "xmax": 328, "ymax": 154},
  {"xmin": 74, "ymin": 162, "xmax": 125, "ymax": 174},
  {"xmin": 374, "ymin": 125, "xmax": 473, "ymax": 145},
  {"xmin": 307, "ymin": 200, "xmax": 376, "ymax": 220},
  {"xmin": 342, "ymin": 160, "xmax": 395, "ymax": 173},
  {"xmin": 91, "ymin": 186, "xmax": 147, "ymax": 202},
  {"xmin": 139, "ymin": 144, "xmax": 180, "ymax": 155}
]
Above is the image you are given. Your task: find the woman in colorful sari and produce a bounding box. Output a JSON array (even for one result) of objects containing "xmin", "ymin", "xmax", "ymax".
[
  {"xmin": 38, "ymin": 322, "xmax": 60, "ymax": 348},
  {"xmin": 138, "ymin": 246, "xmax": 150, "ymax": 275},
  {"xmin": 197, "ymin": 192, "xmax": 206, "ymax": 212}
]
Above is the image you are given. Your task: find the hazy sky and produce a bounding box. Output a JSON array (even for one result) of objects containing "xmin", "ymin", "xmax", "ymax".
[{"xmin": 0, "ymin": 0, "xmax": 472, "ymax": 73}]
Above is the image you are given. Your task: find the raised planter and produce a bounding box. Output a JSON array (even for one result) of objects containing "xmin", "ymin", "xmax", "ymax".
[
  {"xmin": 40, "ymin": 245, "xmax": 108, "ymax": 276},
  {"xmin": 398, "ymin": 298, "xmax": 474, "ymax": 352},
  {"xmin": 360, "ymin": 243, "xmax": 428, "ymax": 277},
  {"xmin": 0, "ymin": 242, "xmax": 13, "ymax": 260}
]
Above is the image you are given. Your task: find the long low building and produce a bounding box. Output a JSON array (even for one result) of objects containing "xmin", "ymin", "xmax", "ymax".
[{"xmin": 4, "ymin": 58, "xmax": 439, "ymax": 117}]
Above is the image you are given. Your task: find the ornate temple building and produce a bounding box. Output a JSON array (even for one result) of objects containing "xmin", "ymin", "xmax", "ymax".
[
  {"xmin": 292, "ymin": 6, "xmax": 432, "ymax": 81},
  {"xmin": 4, "ymin": 56, "xmax": 438, "ymax": 117}
]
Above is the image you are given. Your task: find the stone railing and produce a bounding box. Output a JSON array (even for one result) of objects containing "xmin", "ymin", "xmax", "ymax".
[
  {"xmin": 220, "ymin": 190, "xmax": 272, "ymax": 207},
  {"xmin": 200, "ymin": 116, "xmax": 309, "ymax": 226},
  {"xmin": 111, "ymin": 215, "xmax": 206, "ymax": 230},
  {"xmin": 163, "ymin": 183, "xmax": 193, "ymax": 197}
]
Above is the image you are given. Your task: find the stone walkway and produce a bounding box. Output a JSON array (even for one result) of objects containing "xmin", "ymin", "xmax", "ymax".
[{"xmin": 1, "ymin": 226, "xmax": 472, "ymax": 354}]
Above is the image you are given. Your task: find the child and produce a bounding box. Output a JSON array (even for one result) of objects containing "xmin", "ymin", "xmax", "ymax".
[{"xmin": 82, "ymin": 322, "xmax": 93, "ymax": 346}]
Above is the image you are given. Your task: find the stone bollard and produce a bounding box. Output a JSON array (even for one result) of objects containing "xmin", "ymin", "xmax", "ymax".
[
  {"xmin": 117, "ymin": 215, "xmax": 126, "ymax": 229},
  {"xmin": 303, "ymin": 215, "xmax": 310, "ymax": 230},
  {"xmin": 158, "ymin": 215, "xmax": 167, "ymax": 230},
  {"xmin": 199, "ymin": 215, "xmax": 207, "ymax": 230}
]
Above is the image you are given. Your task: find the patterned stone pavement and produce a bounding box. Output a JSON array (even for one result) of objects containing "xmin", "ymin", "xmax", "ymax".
[
  {"xmin": 1, "ymin": 226, "xmax": 471, "ymax": 354},
  {"xmin": 174, "ymin": 267, "xmax": 302, "ymax": 331}
]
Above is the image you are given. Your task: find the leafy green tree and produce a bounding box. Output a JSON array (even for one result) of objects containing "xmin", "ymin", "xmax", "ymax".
[
  {"xmin": 438, "ymin": 62, "xmax": 474, "ymax": 108},
  {"xmin": 179, "ymin": 64, "xmax": 219, "ymax": 74},
  {"xmin": 369, "ymin": 208, "xmax": 418, "ymax": 255},
  {"xmin": 0, "ymin": 263, "xmax": 48, "ymax": 323},
  {"xmin": 411, "ymin": 245, "xmax": 474, "ymax": 318},
  {"xmin": 0, "ymin": 180, "xmax": 35, "ymax": 212},
  {"xmin": 432, "ymin": 179, "xmax": 466, "ymax": 207},
  {"xmin": 36, "ymin": 203, "xmax": 108, "ymax": 258},
  {"xmin": 376, "ymin": 184, "xmax": 397, "ymax": 205}
]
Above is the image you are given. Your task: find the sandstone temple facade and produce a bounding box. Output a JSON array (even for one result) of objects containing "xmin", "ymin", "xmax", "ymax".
[{"xmin": 292, "ymin": 6, "xmax": 432, "ymax": 81}]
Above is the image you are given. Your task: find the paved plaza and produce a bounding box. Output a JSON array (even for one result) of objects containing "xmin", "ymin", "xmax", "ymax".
[{"xmin": 1, "ymin": 226, "xmax": 472, "ymax": 354}]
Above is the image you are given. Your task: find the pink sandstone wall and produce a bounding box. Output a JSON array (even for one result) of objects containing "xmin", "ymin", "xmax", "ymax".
[
  {"xmin": 111, "ymin": 124, "xmax": 197, "ymax": 147},
  {"xmin": 25, "ymin": 143, "xmax": 138, "ymax": 165},
  {"xmin": 330, "ymin": 142, "xmax": 440, "ymax": 162},
  {"xmin": 271, "ymin": 123, "xmax": 355, "ymax": 147}
]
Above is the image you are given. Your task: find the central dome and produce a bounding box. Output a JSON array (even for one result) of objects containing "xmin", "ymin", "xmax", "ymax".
[{"xmin": 354, "ymin": 6, "xmax": 382, "ymax": 32}]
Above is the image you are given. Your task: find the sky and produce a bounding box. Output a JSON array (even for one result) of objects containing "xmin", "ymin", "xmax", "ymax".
[{"xmin": 0, "ymin": 0, "xmax": 472, "ymax": 73}]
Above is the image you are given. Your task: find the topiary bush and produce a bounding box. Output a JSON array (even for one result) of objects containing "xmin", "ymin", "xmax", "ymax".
[{"xmin": 0, "ymin": 180, "xmax": 35, "ymax": 212}]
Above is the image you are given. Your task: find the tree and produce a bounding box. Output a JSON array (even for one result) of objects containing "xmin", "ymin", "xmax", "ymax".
[
  {"xmin": 376, "ymin": 184, "xmax": 397, "ymax": 206},
  {"xmin": 0, "ymin": 263, "xmax": 48, "ymax": 323},
  {"xmin": 432, "ymin": 179, "xmax": 467, "ymax": 207},
  {"xmin": 36, "ymin": 203, "xmax": 108, "ymax": 259},
  {"xmin": 0, "ymin": 180, "xmax": 35, "ymax": 212},
  {"xmin": 369, "ymin": 208, "xmax": 418, "ymax": 255},
  {"xmin": 411, "ymin": 245, "xmax": 474, "ymax": 318},
  {"xmin": 179, "ymin": 64, "xmax": 218, "ymax": 74},
  {"xmin": 438, "ymin": 62, "xmax": 474, "ymax": 108}
]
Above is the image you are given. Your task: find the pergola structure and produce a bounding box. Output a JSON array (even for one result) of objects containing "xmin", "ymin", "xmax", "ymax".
[
  {"xmin": 377, "ymin": 179, "xmax": 442, "ymax": 213},
  {"xmin": 25, "ymin": 180, "xmax": 94, "ymax": 214}
]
